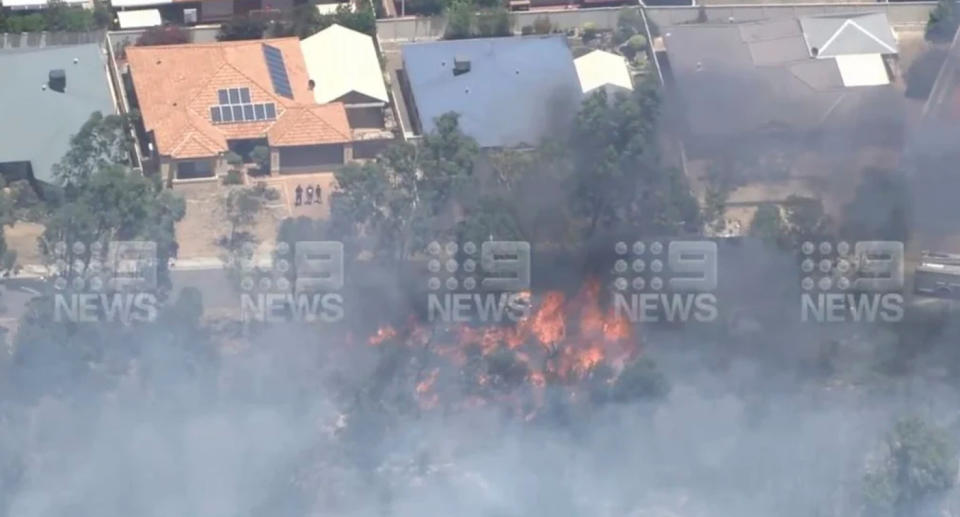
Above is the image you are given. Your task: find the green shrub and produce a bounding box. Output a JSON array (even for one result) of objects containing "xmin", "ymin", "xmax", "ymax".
[
  {"xmin": 251, "ymin": 145, "xmax": 271, "ymax": 175},
  {"xmin": 581, "ymin": 22, "xmax": 597, "ymax": 43},
  {"xmin": 223, "ymin": 170, "xmax": 243, "ymax": 185},
  {"xmin": 444, "ymin": 0, "xmax": 474, "ymax": 40},
  {"xmin": 476, "ymin": 7, "xmax": 512, "ymax": 37}
]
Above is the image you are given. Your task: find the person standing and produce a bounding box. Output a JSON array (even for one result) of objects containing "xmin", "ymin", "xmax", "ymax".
[
  {"xmin": 294, "ymin": 184, "xmax": 303, "ymax": 206},
  {"xmin": 306, "ymin": 185, "xmax": 314, "ymax": 205},
  {"xmin": 315, "ymin": 184, "xmax": 322, "ymax": 205}
]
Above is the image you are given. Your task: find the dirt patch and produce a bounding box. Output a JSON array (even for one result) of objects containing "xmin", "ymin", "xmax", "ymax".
[{"xmin": 173, "ymin": 173, "xmax": 337, "ymax": 259}]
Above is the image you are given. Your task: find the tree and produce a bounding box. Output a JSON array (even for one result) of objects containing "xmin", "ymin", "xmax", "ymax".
[
  {"xmin": 42, "ymin": 165, "xmax": 186, "ymax": 290},
  {"xmin": 217, "ymin": 16, "xmax": 267, "ymax": 41},
  {"xmin": 749, "ymin": 203, "xmax": 786, "ymax": 245},
  {"xmin": 781, "ymin": 195, "xmax": 832, "ymax": 249},
  {"xmin": 444, "ymin": 0, "xmax": 474, "ymax": 40},
  {"xmin": 926, "ymin": 0, "xmax": 959, "ymax": 43},
  {"xmin": 475, "ymin": 7, "xmax": 513, "ymax": 37},
  {"xmin": 863, "ymin": 416, "xmax": 958, "ymax": 516},
  {"xmin": 44, "ymin": 113, "xmax": 185, "ymax": 290},
  {"xmin": 270, "ymin": 2, "xmax": 376, "ymax": 38},
  {"xmin": 331, "ymin": 113, "xmax": 481, "ymax": 264},
  {"xmin": 218, "ymin": 183, "xmax": 278, "ymax": 271},
  {"xmin": 51, "ymin": 112, "xmax": 137, "ymax": 188},
  {"xmin": 569, "ymin": 79, "xmax": 700, "ymax": 238},
  {"xmin": 136, "ymin": 25, "xmax": 190, "ymax": 46}
]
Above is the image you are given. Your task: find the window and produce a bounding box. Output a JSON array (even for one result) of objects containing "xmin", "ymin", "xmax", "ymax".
[{"xmin": 176, "ymin": 159, "xmax": 214, "ymax": 180}]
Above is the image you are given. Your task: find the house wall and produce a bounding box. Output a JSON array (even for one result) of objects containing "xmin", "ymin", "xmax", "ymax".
[{"xmin": 276, "ymin": 144, "xmax": 347, "ymax": 173}]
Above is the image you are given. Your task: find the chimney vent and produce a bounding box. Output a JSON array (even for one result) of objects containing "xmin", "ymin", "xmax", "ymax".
[
  {"xmin": 308, "ymin": 79, "xmax": 316, "ymax": 91},
  {"xmin": 49, "ymin": 69, "xmax": 66, "ymax": 93},
  {"xmin": 453, "ymin": 56, "xmax": 470, "ymax": 76}
]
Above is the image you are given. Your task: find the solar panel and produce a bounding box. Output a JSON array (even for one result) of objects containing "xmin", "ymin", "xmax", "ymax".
[
  {"xmin": 221, "ymin": 106, "xmax": 234, "ymax": 122},
  {"xmin": 240, "ymin": 88, "xmax": 251, "ymax": 103},
  {"xmin": 229, "ymin": 88, "xmax": 240, "ymax": 104},
  {"xmin": 218, "ymin": 89, "xmax": 229, "ymax": 104},
  {"xmin": 243, "ymin": 104, "xmax": 255, "ymax": 121},
  {"xmin": 264, "ymin": 103, "xmax": 277, "ymax": 119},
  {"xmin": 210, "ymin": 106, "xmax": 222, "ymax": 123},
  {"xmin": 262, "ymin": 44, "xmax": 293, "ymax": 98},
  {"xmin": 232, "ymin": 105, "xmax": 244, "ymax": 121},
  {"xmin": 254, "ymin": 104, "xmax": 266, "ymax": 120}
]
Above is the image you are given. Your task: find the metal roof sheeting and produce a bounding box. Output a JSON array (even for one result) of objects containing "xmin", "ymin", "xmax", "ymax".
[
  {"xmin": 800, "ymin": 13, "xmax": 897, "ymax": 58},
  {"xmin": 401, "ymin": 36, "xmax": 582, "ymax": 148},
  {"xmin": 117, "ymin": 9, "xmax": 162, "ymax": 29},
  {"xmin": 301, "ymin": 24, "xmax": 388, "ymax": 105},
  {"xmin": 835, "ymin": 53, "xmax": 890, "ymax": 87},
  {"xmin": 0, "ymin": 43, "xmax": 116, "ymax": 183},
  {"xmin": 574, "ymin": 49, "xmax": 633, "ymax": 94}
]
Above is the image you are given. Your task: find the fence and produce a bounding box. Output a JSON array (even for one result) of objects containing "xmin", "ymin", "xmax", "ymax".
[
  {"xmin": 0, "ymin": 30, "xmax": 105, "ymax": 48},
  {"xmin": 375, "ymin": 1, "xmax": 938, "ymax": 41}
]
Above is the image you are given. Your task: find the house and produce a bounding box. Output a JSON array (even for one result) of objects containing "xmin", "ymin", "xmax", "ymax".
[
  {"xmin": 400, "ymin": 36, "xmax": 583, "ymax": 148},
  {"xmin": 661, "ymin": 14, "xmax": 903, "ymax": 157},
  {"xmin": 300, "ymin": 24, "xmax": 389, "ymax": 130},
  {"xmin": 0, "ymin": 42, "xmax": 116, "ymax": 190},
  {"xmin": 574, "ymin": 49, "xmax": 634, "ymax": 96},
  {"xmin": 125, "ymin": 38, "xmax": 354, "ymax": 185}
]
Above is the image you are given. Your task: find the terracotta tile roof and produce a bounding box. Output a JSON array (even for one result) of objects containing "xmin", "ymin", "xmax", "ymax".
[
  {"xmin": 126, "ymin": 38, "xmax": 351, "ymax": 160},
  {"xmin": 268, "ymin": 104, "xmax": 351, "ymax": 146}
]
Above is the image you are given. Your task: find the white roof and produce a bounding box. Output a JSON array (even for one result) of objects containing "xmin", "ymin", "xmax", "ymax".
[
  {"xmin": 316, "ymin": 1, "xmax": 352, "ymax": 15},
  {"xmin": 835, "ymin": 53, "xmax": 889, "ymax": 87},
  {"xmin": 111, "ymin": 0, "xmax": 172, "ymax": 8},
  {"xmin": 2, "ymin": 0, "xmax": 85, "ymax": 9},
  {"xmin": 300, "ymin": 23, "xmax": 389, "ymax": 105},
  {"xmin": 117, "ymin": 9, "xmax": 162, "ymax": 28},
  {"xmin": 574, "ymin": 49, "xmax": 633, "ymax": 94}
]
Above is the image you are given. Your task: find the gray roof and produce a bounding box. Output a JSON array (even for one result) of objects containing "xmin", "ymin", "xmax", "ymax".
[
  {"xmin": 663, "ymin": 20, "xmax": 898, "ymax": 138},
  {"xmin": 799, "ymin": 12, "xmax": 897, "ymax": 58},
  {"xmin": 0, "ymin": 43, "xmax": 116, "ymax": 183},
  {"xmin": 401, "ymin": 36, "xmax": 582, "ymax": 148}
]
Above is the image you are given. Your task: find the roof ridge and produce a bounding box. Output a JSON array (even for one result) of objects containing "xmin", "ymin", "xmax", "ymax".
[
  {"xmin": 819, "ymin": 18, "xmax": 895, "ymax": 56},
  {"xmin": 271, "ymin": 104, "xmax": 349, "ymax": 142},
  {"xmin": 128, "ymin": 37, "xmax": 301, "ymax": 51}
]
